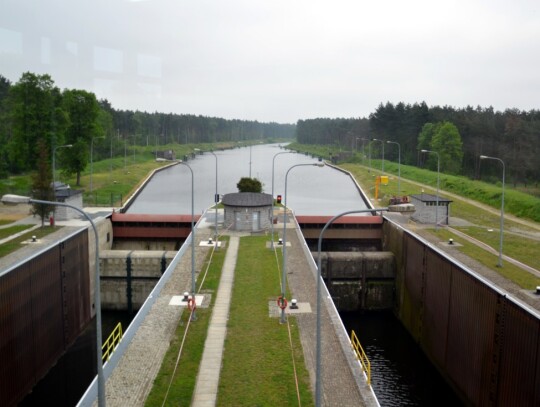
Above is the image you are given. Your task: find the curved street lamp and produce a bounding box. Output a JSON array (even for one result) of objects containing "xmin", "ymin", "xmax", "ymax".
[
  {"xmin": 270, "ymin": 151, "xmax": 293, "ymax": 249},
  {"xmin": 315, "ymin": 207, "xmax": 390, "ymax": 407},
  {"xmin": 90, "ymin": 137, "xmax": 105, "ymax": 193},
  {"xmin": 372, "ymin": 138, "xmax": 385, "ymax": 173},
  {"xmin": 179, "ymin": 162, "xmax": 196, "ymax": 319},
  {"xmin": 209, "ymin": 151, "xmax": 219, "ymax": 244},
  {"xmin": 53, "ymin": 144, "xmax": 73, "ymax": 194},
  {"xmin": 386, "ymin": 140, "xmax": 401, "ymax": 196},
  {"xmin": 194, "ymin": 149, "xmax": 219, "ymax": 244},
  {"xmin": 1, "ymin": 194, "xmax": 106, "ymax": 406},
  {"xmin": 280, "ymin": 162, "xmax": 324, "ymax": 324},
  {"xmin": 421, "ymin": 149, "xmax": 440, "ymax": 231},
  {"xmin": 480, "ymin": 155, "xmax": 505, "ymax": 267}
]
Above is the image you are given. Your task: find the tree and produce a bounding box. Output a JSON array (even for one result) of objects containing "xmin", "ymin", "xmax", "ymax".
[
  {"xmin": 62, "ymin": 89, "xmax": 102, "ymax": 185},
  {"xmin": 31, "ymin": 140, "xmax": 55, "ymax": 227},
  {"xmin": 6, "ymin": 72, "xmax": 67, "ymax": 173},
  {"xmin": 237, "ymin": 177, "xmax": 263, "ymax": 193},
  {"xmin": 418, "ymin": 121, "xmax": 464, "ymax": 174}
]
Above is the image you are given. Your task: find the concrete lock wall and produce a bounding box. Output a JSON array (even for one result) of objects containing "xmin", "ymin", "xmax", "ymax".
[
  {"xmin": 316, "ymin": 251, "xmax": 396, "ymax": 311},
  {"xmin": 100, "ymin": 250, "xmax": 176, "ymax": 311}
]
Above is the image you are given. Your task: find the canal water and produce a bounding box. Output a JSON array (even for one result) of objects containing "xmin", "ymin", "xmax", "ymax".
[
  {"xmin": 341, "ymin": 311, "xmax": 464, "ymax": 406},
  {"xmin": 127, "ymin": 143, "xmax": 369, "ymax": 215}
]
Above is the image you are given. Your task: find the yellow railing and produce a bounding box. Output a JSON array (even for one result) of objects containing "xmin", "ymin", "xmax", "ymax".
[
  {"xmin": 351, "ymin": 330, "xmax": 371, "ymax": 385},
  {"xmin": 102, "ymin": 322, "xmax": 123, "ymax": 363}
]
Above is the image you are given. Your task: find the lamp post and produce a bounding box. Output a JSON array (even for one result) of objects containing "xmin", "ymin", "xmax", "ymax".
[
  {"xmin": 480, "ymin": 155, "xmax": 505, "ymax": 267},
  {"xmin": 364, "ymin": 139, "xmax": 372, "ymax": 172},
  {"xmin": 52, "ymin": 144, "xmax": 73, "ymax": 194},
  {"xmin": 421, "ymin": 149, "xmax": 440, "ymax": 231},
  {"xmin": 52, "ymin": 144, "xmax": 73, "ymax": 223},
  {"xmin": 209, "ymin": 151, "xmax": 219, "ymax": 243},
  {"xmin": 270, "ymin": 151, "xmax": 293, "ymax": 249},
  {"xmin": 179, "ymin": 162, "xmax": 196, "ymax": 318},
  {"xmin": 249, "ymin": 144, "xmax": 252, "ymax": 178},
  {"xmin": 386, "ymin": 140, "xmax": 401, "ymax": 196},
  {"xmin": 90, "ymin": 137, "xmax": 105, "ymax": 193},
  {"xmin": 355, "ymin": 137, "xmax": 360, "ymax": 152},
  {"xmin": 1, "ymin": 194, "xmax": 106, "ymax": 406},
  {"xmin": 372, "ymin": 138, "xmax": 385, "ymax": 173},
  {"xmin": 316, "ymin": 207, "xmax": 390, "ymax": 407},
  {"xmin": 281, "ymin": 162, "xmax": 324, "ymax": 324}
]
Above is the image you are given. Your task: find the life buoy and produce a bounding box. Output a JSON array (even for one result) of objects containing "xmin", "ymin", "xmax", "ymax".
[
  {"xmin": 277, "ymin": 296, "xmax": 288, "ymax": 310},
  {"xmin": 188, "ymin": 297, "xmax": 196, "ymax": 311}
]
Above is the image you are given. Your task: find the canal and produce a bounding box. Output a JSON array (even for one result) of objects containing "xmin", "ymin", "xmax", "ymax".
[
  {"xmin": 128, "ymin": 143, "xmax": 463, "ymax": 406},
  {"xmin": 23, "ymin": 143, "xmax": 461, "ymax": 406}
]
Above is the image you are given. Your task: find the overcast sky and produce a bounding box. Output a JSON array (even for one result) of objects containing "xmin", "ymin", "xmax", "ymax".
[{"xmin": 1, "ymin": 0, "xmax": 539, "ymax": 123}]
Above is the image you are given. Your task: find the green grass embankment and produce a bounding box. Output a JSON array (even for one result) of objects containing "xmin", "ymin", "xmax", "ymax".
[
  {"xmin": 0, "ymin": 226, "xmax": 58, "ymax": 258},
  {"xmin": 217, "ymin": 236, "xmax": 313, "ymax": 406}
]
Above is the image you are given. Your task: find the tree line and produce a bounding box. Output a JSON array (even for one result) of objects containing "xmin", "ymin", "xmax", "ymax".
[
  {"xmin": 296, "ymin": 102, "xmax": 540, "ymax": 186},
  {"xmin": 0, "ymin": 72, "xmax": 295, "ymax": 181}
]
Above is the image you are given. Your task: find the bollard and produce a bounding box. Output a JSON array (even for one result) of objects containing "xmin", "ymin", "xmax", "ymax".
[
  {"xmin": 290, "ymin": 298, "xmax": 298, "ymax": 309},
  {"xmin": 278, "ymin": 238, "xmax": 283, "ymax": 246},
  {"xmin": 448, "ymin": 238, "xmax": 454, "ymax": 245},
  {"xmin": 183, "ymin": 291, "xmax": 189, "ymax": 302}
]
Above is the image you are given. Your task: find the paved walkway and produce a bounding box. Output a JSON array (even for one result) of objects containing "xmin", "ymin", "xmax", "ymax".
[{"xmin": 192, "ymin": 235, "xmax": 239, "ymax": 406}]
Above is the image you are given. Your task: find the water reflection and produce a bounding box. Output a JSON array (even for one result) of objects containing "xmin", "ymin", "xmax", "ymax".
[
  {"xmin": 127, "ymin": 144, "xmax": 369, "ymax": 215},
  {"xmin": 341, "ymin": 311, "xmax": 463, "ymax": 407}
]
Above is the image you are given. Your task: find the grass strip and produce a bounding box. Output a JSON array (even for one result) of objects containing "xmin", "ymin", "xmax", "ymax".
[
  {"xmin": 217, "ymin": 236, "xmax": 313, "ymax": 407},
  {"xmin": 0, "ymin": 226, "xmax": 58, "ymax": 258},
  {"xmin": 145, "ymin": 236, "xmax": 229, "ymax": 407},
  {"xmin": 453, "ymin": 226, "xmax": 540, "ymax": 271},
  {"xmin": 434, "ymin": 229, "xmax": 540, "ymax": 290},
  {"xmin": 0, "ymin": 224, "xmax": 34, "ymax": 240}
]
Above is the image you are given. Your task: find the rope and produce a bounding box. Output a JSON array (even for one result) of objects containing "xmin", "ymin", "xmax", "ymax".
[
  {"xmin": 162, "ymin": 229, "xmax": 226, "ymax": 406},
  {"xmin": 286, "ymin": 315, "xmax": 302, "ymax": 407},
  {"xmin": 273, "ymin": 239, "xmax": 302, "ymax": 406},
  {"xmin": 161, "ymin": 306, "xmax": 195, "ymax": 407}
]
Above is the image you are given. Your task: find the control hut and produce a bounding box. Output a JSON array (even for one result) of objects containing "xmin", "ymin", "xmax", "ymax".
[
  {"xmin": 222, "ymin": 192, "xmax": 273, "ymax": 232},
  {"xmin": 53, "ymin": 182, "xmax": 83, "ymax": 221},
  {"xmin": 409, "ymin": 193, "xmax": 452, "ymax": 226}
]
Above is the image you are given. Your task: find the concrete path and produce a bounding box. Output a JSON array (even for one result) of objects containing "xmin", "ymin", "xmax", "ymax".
[{"xmin": 192, "ymin": 235, "xmax": 239, "ymax": 406}]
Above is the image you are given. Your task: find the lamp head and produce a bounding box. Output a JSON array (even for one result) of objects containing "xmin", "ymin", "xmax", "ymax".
[
  {"xmin": 479, "ymin": 155, "xmax": 488, "ymax": 159},
  {"xmin": 1, "ymin": 194, "xmax": 31, "ymax": 205},
  {"xmin": 421, "ymin": 149, "xmax": 429, "ymax": 153}
]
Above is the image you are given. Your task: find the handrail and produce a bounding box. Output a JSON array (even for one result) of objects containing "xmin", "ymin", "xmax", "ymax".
[
  {"xmin": 350, "ymin": 330, "xmax": 371, "ymax": 385},
  {"xmin": 102, "ymin": 322, "xmax": 123, "ymax": 363}
]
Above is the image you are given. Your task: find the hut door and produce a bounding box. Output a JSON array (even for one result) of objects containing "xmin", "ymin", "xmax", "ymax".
[{"xmin": 252, "ymin": 211, "xmax": 260, "ymax": 231}]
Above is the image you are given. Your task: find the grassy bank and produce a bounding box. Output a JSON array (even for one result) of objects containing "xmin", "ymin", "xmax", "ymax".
[
  {"xmin": 217, "ymin": 236, "xmax": 313, "ymax": 406},
  {"xmin": 0, "ymin": 226, "xmax": 58, "ymax": 258}
]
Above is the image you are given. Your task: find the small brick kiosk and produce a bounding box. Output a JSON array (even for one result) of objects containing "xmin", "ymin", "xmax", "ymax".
[
  {"xmin": 410, "ymin": 193, "xmax": 452, "ymax": 226},
  {"xmin": 222, "ymin": 192, "xmax": 273, "ymax": 232}
]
